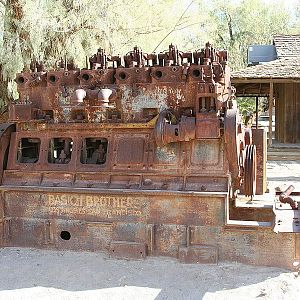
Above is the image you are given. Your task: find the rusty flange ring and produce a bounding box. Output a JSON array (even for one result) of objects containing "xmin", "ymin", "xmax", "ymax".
[
  {"xmin": 244, "ymin": 144, "xmax": 257, "ymax": 197},
  {"xmin": 154, "ymin": 110, "xmax": 168, "ymax": 147},
  {"xmin": 154, "ymin": 109, "xmax": 177, "ymax": 147}
]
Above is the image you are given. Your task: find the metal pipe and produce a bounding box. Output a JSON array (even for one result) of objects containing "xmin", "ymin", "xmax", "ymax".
[
  {"xmin": 279, "ymin": 185, "xmax": 297, "ymax": 210},
  {"xmin": 280, "ymin": 185, "xmax": 295, "ymax": 199}
]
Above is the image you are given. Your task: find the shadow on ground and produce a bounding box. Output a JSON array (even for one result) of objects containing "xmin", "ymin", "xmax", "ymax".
[{"xmin": 0, "ymin": 248, "xmax": 298, "ymax": 300}]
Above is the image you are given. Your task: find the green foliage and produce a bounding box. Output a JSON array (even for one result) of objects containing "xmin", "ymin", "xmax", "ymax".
[
  {"xmin": 237, "ymin": 96, "xmax": 269, "ymax": 121},
  {"xmin": 237, "ymin": 97, "xmax": 256, "ymax": 117}
]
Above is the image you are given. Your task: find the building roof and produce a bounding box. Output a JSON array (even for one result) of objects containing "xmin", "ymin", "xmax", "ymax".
[
  {"xmin": 232, "ymin": 35, "xmax": 300, "ymax": 80},
  {"xmin": 232, "ymin": 58, "xmax": 300, "ymax": 79},
  {"xmin": 273, "ymin": 34, "xmax": 300, "ymax": 59}
]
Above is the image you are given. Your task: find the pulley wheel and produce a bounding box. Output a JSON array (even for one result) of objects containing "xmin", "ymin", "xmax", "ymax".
[{"xmin": 244, "ymin": 144, "xmax": 257, "ymax": 197}]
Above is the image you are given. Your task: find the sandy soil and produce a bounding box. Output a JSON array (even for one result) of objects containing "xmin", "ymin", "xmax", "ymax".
[
  {"xmin": 267, "ymin": 160, "xmax": 300, "ymax": 191},
  {"xmin": 0, "ymin": 161, "xmax": 299, "ymax": 299},
  {"xmin": 0, "ymin": 247, "xmax": 299, "ymax": 300}
]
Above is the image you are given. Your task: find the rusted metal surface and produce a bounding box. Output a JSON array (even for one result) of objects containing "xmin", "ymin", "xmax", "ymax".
[
  {"xmin": 0, "ymin": 123, "xmax": 15, "ymax": 185},
  {"xmin": 109, "ymin": 241, "xmax": 147, "ymax": 259},
  {"xmin": 0, "ymin": 42, "xmax": 298, "ymax": 269},
  {"xmin": 178, "ymin": 245, "xmax": 218, "ymax": 264}
]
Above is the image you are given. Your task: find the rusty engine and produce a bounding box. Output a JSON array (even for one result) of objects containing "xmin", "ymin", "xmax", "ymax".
[{"xmin": 0, "ymin": 42, "xmax": 299, "ymax": 268}]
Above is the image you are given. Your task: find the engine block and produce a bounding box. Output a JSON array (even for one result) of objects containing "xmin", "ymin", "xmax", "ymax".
[{"xmin": 0, "ymin": 43, "xmax": 299, "ymax": 269}]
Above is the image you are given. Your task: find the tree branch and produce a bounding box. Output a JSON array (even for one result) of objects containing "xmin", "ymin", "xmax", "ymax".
[
  {"xmin": 174, "ymin": 22, "xmax": 204, "ymax": 32},
  {"xmin": 135, "ymin": 28, "xmax": 165, "ymax": 35},
  {"xmin": 225, "ymin": 11, "xmax": 234, "ymax": 42},
  {"xmin": 218, "ymin": 33, "xmax": 224, "ymax": 43},
  {"xmin": 152, "ymin": 0, "xmax": 195, "ymax": 52}
]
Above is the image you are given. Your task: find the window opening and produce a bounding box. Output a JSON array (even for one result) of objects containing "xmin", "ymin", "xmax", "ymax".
[
  {"xmin": 48, "ymin": 138, "xmax": 72, "ymax": 164},
  {"xmin": 17, "ymin": 138, "xmax": 40, "ymax": 163},
  {"xmin": 199, "ymin": 97, "xmax": 216, "ymax": 112},
  {"xmin": 71, "ymin": 109, "xmax": 86, "ymax": 121},
  {"xmin": 81, "ymin": 138, "xmax": 108, "ymax": 164}
]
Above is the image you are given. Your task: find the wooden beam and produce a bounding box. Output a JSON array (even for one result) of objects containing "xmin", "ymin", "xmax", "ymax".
[
  {"xmin": 231, "ymin": 78, "xmax": 271, "ymax": 84},
  {"xmin": 268, "ymin": 81, "xmax": 274, "ymax": 147},
  {"xmin": 236, "ymin": 94, "xmax": 268, "ymax": 97},
  {"xmin": 231, "ymin": 78, "xmax": 300, "ymax": 84}
]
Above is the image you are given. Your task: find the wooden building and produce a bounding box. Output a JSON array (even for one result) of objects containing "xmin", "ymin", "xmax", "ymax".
[{"xmin": 232, "ymin": 35, "xmax": 300, "ymax": 145}]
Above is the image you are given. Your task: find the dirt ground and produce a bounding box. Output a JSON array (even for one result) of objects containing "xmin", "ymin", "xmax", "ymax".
[
  {"xmin": 267, "ymin": 160, "xmax": 300, "ymax": 191},
  {"xmin": 0, "ymin": 160, "xmax": 299, "ymax": 300},
  {"xmin": 0, "ymin": 247, "xmax": 299, "ymax": 300}
]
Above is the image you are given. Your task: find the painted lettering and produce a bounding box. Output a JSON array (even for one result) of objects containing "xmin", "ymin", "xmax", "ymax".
[{"xmin": 46, "ymin": 193, "xmax": 144, "ymax": 218}]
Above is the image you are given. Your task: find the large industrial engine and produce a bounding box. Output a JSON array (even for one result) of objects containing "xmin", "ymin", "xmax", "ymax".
[{"xmin": 0, "ymin": 43, "xmax": 298, "ymax": 268}]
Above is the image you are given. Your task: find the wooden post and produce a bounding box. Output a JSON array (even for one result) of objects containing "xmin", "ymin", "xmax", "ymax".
[
  {"xmin": 255, "ymin": 96, "xmax": 259, "ymax": 129},
  {"xmin": 268, "ymin": 81, "xmax": 273, "ymax": 147}
]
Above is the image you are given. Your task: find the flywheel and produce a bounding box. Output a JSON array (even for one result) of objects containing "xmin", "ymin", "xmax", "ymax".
[{"xmin": 243, "ymin": 144, "xmax": 257, "ymax": 197}]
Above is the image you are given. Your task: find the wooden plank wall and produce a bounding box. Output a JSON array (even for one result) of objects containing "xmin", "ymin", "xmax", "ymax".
[{"xmin": 275, "ymin": 83, "xmax": 300, "ymax": 143}]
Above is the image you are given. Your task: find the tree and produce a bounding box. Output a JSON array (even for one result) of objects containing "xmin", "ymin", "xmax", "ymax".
[
  {"xmin": 206, "ymin": 0, "xmax": 290, "ymax": 70},
  {"xmin": 0, "ymin": 0, "xmax": 34, "ymax": 107}
]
